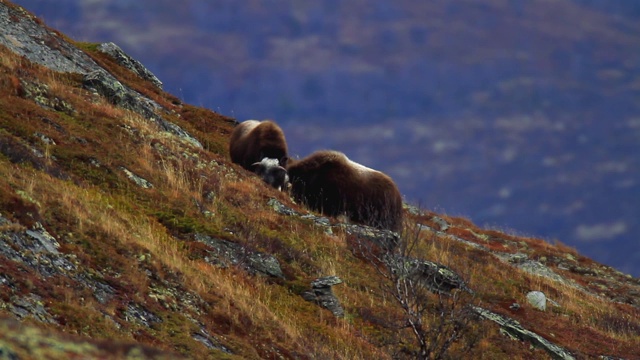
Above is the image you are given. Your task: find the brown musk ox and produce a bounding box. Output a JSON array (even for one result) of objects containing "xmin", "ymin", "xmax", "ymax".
[
  {"xmin": 229, "ymin": 120, "xmax": 289, "ymax": 190},
  {"xmin": 286, "ymin": 150, "xmax": 403, "ymax": 231}
]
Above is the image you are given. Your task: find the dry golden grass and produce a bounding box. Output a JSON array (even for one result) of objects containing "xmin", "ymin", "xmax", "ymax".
[{"xmin": 1, "ymin": 34, "xmax": 639, "ymax": 359}]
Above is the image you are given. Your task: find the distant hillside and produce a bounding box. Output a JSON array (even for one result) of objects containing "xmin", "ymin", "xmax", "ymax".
[
  {"xmin": 11, "ymin": 0, "xmax": 640, "ymax": 278},
  {"xmin": 1, "ymin": 1, "xmax": 639, "ymax": 359}
]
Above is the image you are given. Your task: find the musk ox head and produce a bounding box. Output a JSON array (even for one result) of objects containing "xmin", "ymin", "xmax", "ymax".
[{"xmin": 251, "ymin": 157, "xmax": 289, "ymax": 191}]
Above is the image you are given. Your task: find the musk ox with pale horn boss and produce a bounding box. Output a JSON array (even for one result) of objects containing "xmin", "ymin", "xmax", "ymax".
[
  {"xmin": 286, "ymin": 150, "xmax": 403, "ymax": 231},
  {"xmin": 229, "ymin": 120, "xmax": 289, "ymax": 190}
]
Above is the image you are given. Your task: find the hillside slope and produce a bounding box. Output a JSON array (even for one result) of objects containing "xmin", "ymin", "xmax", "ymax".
[
  {"xmin": 10, "ymin": 0, "xmax": 640, "ymax": 278},
  {"xmin": 0, "ymin": 2, "xmax": 639, "ymax": 359}
]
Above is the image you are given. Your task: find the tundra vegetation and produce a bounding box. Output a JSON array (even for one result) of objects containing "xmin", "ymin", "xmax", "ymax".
[{"xmin": 0, "ymin": 3, "xmax": 639, "ymax": 359}]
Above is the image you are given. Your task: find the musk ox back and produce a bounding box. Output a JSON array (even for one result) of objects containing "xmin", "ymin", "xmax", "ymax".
[
  {"xmin": 229, "ymin": 120, "xmax": 289, "ymax": 189},
  {"xmin": 286, "ymin": 150, "xmax": 403, "ymax": 231},
  {"xmin": 229, "ymin": 120, "xmax": 288, "ymax": 168}
]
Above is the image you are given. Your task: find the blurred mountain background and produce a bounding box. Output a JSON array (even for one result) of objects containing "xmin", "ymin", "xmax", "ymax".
[{"xmin": 11, "ymin": 0, "xmax": 640, "ymax": 277}]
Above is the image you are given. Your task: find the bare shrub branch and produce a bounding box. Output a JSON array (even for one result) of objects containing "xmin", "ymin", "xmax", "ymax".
[{"xmin": 353, "ymin": 220, "xmax": 479, "ymax": 359}]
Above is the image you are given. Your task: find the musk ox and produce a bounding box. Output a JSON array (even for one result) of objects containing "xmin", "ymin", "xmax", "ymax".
[
  {"xmin": 251, "ymin": 157, "xmax": 289, "ymax": 191},
  {"xmin": 229, "ymin": 120, "xmax": 289, "ymax": 189},
  {"xmin": 286, "ymin": 150, "xmax": 403, "ymax": 231}
]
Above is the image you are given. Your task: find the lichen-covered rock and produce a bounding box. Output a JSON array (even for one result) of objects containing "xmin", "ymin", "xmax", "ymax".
[
  {"xmin": 268, "ymin": 198, "xmax": 399, "ymax": 249},
  {"xmin": 120, "ymin": 167, "xmax": 153, "ymax": 189},
  {"xmin": 527, "ymin": 291, "xmax": 547, "ymax": 311},
  {"xmin": 0, "ymin": 3, "xmax": 98, "ymax": 73},
  {"xmin": 0, "ymin": 316, "xmax": 183, "ymax": 359},
  {"xmin": 0, "ymin": 3, "xmax": 201, "ymax": 150},
  {"xmin": 472, "ymin": 306, "xmax": 575, "ymax": 360},
  {"xmin": 191, "ymin": 327, "xmax": 231, "ymax": 354},
  {"xmin": 311, "ymin": 276, "xmax": 343, "ymax": 288},
  {"xmin": 385, "ymin": 256, "xmax": 473, "ymax": 294},
  {"xmin": 302, "ymin": 276, "xmax": 344, "ymax": 317},
  {"xmin": 0, "ymin": 216, "xmax": 124, "ymax": 310},
  {"xmin": 19, "ymin": 79, "xmax": 75, "ymax": 114},
  {"xmin": 497, "ymin": 253, "xmax": 581, "ymax": 289},
  {"xmin": 0, "ymin": 218, "xmax": 77, "ymax": 278},
  {"xmin": 98, "ymin": 42, "xmax": 163, "ymax": 89},
  {"xmin": 4, "ymin": 294, "xmax": 57, "ymax": 324},
  {"xmin": 194, "ymin": 233, "xmax": 284, "ymax": 278},
  {"xmin": 124, "ymin": 303, "xmax": 162, "ymax": 328},
  {"xmin": 83, "ymin": 69, "xmax": 202, "ymax": 148},
  {"xmin": 83, "ymin": 70, "xmax": 130, "ymax": 106}
]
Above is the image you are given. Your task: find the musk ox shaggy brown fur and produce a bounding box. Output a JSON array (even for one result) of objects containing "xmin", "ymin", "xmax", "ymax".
[
  {"xmin": 286, "ymin": 150, "xmax": 403, "ymax": 231},
  {"xmin": 229, "ymin": 120, "xmax": 289, "ymax": 189}
]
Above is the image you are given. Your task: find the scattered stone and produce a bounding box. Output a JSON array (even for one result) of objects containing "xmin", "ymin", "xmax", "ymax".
[
  {"xmin": 124, "ymin": 303, "xmax": 162, "ymax": 328},
  {"xmin": 311, "ymin": 276, "xmax": 343, "ymax": 288},
  {"xmin": 120, "ymin": 167, "xmax": 153, "ymax": 189},
  {"xmin": 19, "ymin": 80, "xmax": 74, "ymax": 114},
  {"xmin": 341, "ymin": 222, "xmax": 399, "ymax": 251},
  {"xmin": 527, "ymin": 291, "xmax": 547, "ymax": 311},
  {"xmin": 192, "ymin": 329, "xmax": 231, "ymax": 354},
  {"xmin": 41, "ymin": 117, "xmax": 66, "ymax": 134},
  {"xmin": 0, "ymin": 217, "xmax": 123, "ymax": 307},
  {"xmin": 418, "ymin": 222, "xmax": 489, "ymax": 252},
  {"xmin": 34, "ymin": 132, "xmax": 56, "ymax": 146},
  {"xmin": 403, "ymin": 203, "xmax": 423, "ymax": 216},
  {"xmin": 0, "ymin": 315, "xmax": 182, "ymax": 359},
  {"xmin": 25, "ymin": 222, "xmax": 61, "ymax": 254},
  {"xmin": 1, "ymin": 3, "xmax": 201, "ymax": 152},
  {"xmin": 302, "ymin": 276, "xmax": 344, "ymax": 317},
  {"xmin": 431, "ymin": 216, "xmax": 450, "ymax": 231},
  {"xmin": 269, "ymin": 198, "xmax": 334, "ymax": 235}
]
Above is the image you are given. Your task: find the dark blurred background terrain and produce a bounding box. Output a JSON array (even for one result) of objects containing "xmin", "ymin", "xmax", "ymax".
[{"xmin": 12, "ymin": 0, "xmax": 640, "ymax": 276}]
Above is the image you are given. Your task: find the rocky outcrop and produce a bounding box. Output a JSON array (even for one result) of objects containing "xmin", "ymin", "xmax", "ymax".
[
  {"xmin": 19, "ymin": 79, "xmax": 75, "ymax": 114},
  {"xmin": 82, "ymin": 70, "xmax": 202, "ymax": 149},
  {"xmin": 472, "ymin": 306, "xmax": 576, "ymax": 360},
  {"xmin": 0, "ymin": 214, "xmax": 233, "ymax": 355},
  {"xmin": 385, "ymin": 256, "xmax": 473, "ymax": 294},
  {"xmin": 0, "ymin": 132, "xmax": 69, "ymax": 180},
  {"xmin": 497, "ymin": 252, "xmax": 574, "ymax": 287},
  {"xmin": 268, "ymin": 198, "xmax": 399, "ymax": 250},
  {"xmin": 301, "ymin": 276, "xmax": 345, "ymax": 317},
  {"xmin": 4, "ymin": 293, "xmax": 57, "ymax": 325},
  {"xmin": 120, "ymin": 166, "xmax": 154, "ymax": 189},
  {"xmin": 0, "ymin": 4, "xmax": 97, "ymax": 73},
  {"xmin": 194, "ymin": 233, "xmax": 284, "ymax": 278},
  {"xmin": 0, "ymin": 217, "xmax": 77, "ymax": 279},
  {"xmin": 0, "ymin": 315, "xmax": 184, "ymax": 359},
  {"xmin": 98, "ymin": 42, "xmax": 163, "ymax": 89},
  {"xmin": 417, "ymin": 216, "xmax": 640, "ymax": 310},
  {"xmin": 0, "ymin": 2, "xmax": 201, "ymax": 149}
]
